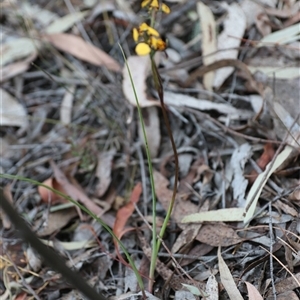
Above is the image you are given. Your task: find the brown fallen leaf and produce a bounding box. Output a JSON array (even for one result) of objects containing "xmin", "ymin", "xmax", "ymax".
[
  {"xmin": 36, "ymin": 208, "xmax": 77, "ymax": 237},
  {"xmin": 14, "ymin": 292, "xmax": 27, "ymax": 300},
  {"xmin": 274, "ymin": 200, "xmax": 298, "ymax": 217},
  {"xmin": 289, "ymin": 183, "xmax": 300, "ymax": 201},
  {"xmin": 266, "ymin": 272, "xmax": 300, "ymax": 297},
  {"xmin": 171, "ymin": 200, "xmax": 210, "ymax": 254},
  {"xmin": 265, "ymin": 3, "xmax": 300, "ymax": 18},
  {"xmin": 113, "ymin": 182, "xmax": 142, "ymax": 265},
  {"xmin": 95, "ymin": 149, "xmax": 116, "ymax": 197},
  {"xmin": 43, "ymin": 33, "xmax": 121, "ymax": 72},
  {"xmin": 267, "ymin": 290, "xmax": 299, "ymax": 300},
  {"xmin": 50, "ymin": 160, "xmax": 105, "ymax": 218},
  {"xmin": 256, "ymin": 12, "xmax": 272, "ymax": 36},
  {"xmin": 177, "ymin": 159, "xmax": 206, "ymax": 201},
  {"xmin": 283, "ymin": 11, "xmax": 300, "ymax": 28},
  {"xmin": 153, "ymin": 170, "xmax": 199, "ymax": 227},
  {"xmin": 38, "ymin": 177, "xmax": 68, "ymax": 204},
  {"xmin": 196, "ymin": 223, "xmax": 244, "ymax": 247},
  {"xmin": 256, "ymin": 143, "xmax": 275, "ymax": 170},
  {"xmin": 180, "ymin": 243, "xmax": 214, "ymax": 267},
  {"xmin": 245, "ymin": 281, "xmax": 263, "ymax": 300},
  {"xmin": 248, "ymin": 143, "xmax": 275, "ymax": 184},
  {"xmin": 0, "ymin": 53, "xmax": 37, "ymax": 82}
]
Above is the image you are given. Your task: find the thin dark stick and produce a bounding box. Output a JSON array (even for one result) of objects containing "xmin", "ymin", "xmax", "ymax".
[{"xmin": 0, "ymin": 188, "xmax": 107, "ymax": 300}]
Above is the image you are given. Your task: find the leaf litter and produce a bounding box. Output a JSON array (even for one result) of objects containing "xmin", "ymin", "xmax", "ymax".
[{"xmin": 1, "ymin": 0, "xmax": 300, "ymax": 299}]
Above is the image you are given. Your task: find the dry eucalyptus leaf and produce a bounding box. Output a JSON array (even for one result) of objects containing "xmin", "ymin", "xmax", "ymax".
[
  {"xmin": 43, "ymin": 33, "xmax": 121, "ymax": 72},
  {"xmin": 138, "ymin": 106, "xmax": 160, "ymax": 158},
  {"xmin": 20, "ymin": 2, "xmax": 58, "ymax": 26},
  {"xmin": 248, "ymin": 66, "xmax": 299, "ymax": 79},
  {"xmin": 182, "ymin": 207, "xmax": 245, "ymax": 223},
  {"xmin": 153, "ymin": 170, "xmax": 199, "ymax": 226},
  {"xmin": 255, "ymin": 13, "xmax": 272, "ymax": 36},
  {"xmin": 263, "ymin": 82, "xmax": 300, "ymax": 142},
  {"xmin": 0, "ymin": 53, "xmax": 37, "ymax": 82},
  {"xmin": 245, "ymin": 282, "xmax": 263, "ymax": 300},
  {"xmin": 1, "ymin": 38, "xmax": 39, "ymax": 67},
  {"xmin": 266, "ymin": 273, "xmax": 300, "ymax": 297},
  {"xmin": 95, "ymin": 149, "xmax": 116, "ymax": 197},
  {"xmin": 36, "ymin": 208, "xmax": 77, "ymax": 237},
  {"xmin": 26, "ymin": 247, "xmax": 42, "ymax": 272},
  {"xmin": 257, "ymin": 23, "xmax": 300, "ymax": 47},
  {"xmin": 0, "ymin": 88, "xmax": 28, "ymax": 130},
  {"xmin": 0, "ymin": 185, "xmax": 13, "ymax": 229},
  {"xmin": 196, "ymin": 224, "xmax": 244, "ymax": 247},
  {"xmin": 172, "ymin": 199, "xmax": 209, "ymax": 253},
  {"xmin": 164, "ymin": 91, "xmax": 244, "ymax": 116},
  {"xmin": 41, "ymin": 239, "xmax": 96, "ymax": 250},
  {"xmin": 60, "ymin": 86, "xmax": 75, "ymax": 125},
  {"xmin": 218, "ymin": 247, "xmax": 243, "ymax": 300},
  {"xmin": 289, "ymin": 184, "xmax": 300, "ymax": 201},
  {"xmin": 206, "ymin": 274, "xmax": 219, "ymax": 300},
  {"xmin": 197, "ymin": 2, "xmax": 217, "ymax": 90},
  {"xmin": 241, "ymin": 0, "xmax": 264, "ymax": 28},
  {"xmin": 122, "ymin": 55, "xmax": 160, "ymax": 107},
  {"xmin": 180, "ymin": 285, "xmax": 201, "ymax": 297},
  {"xmin": 50, "ymin": 160, "xmax": 105, "ymax": 217},
  {"xmin": 45, "ymin": 11, "xmax": 88, "ymax": 34},
  {"xmin": 230, "ymin": 143, "xmax": 252, "ymax": 208},
  {"xmin": 244, "ymin": 145, "xmax": 296, "ymax": 224},
  {"xmin": 213, "ymin": 3, "xmax": 247, "ymax": 89}
]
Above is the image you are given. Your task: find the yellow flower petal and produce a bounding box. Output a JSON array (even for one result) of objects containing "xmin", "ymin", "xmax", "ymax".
[
  {"xmin": 149, "ymin": 36, "xmax": 166, "ymax": 51},
  {"xmin": 135, "ymin": 43, "xmax": 151, "ymax": 55},
  {"xmin": 150, "ymin": 0, "xmax": 159, "ymax": 9},
  {"xmin": 161, "ymin": 3, "xmax": 170, "ymax": 14},
  {"xmin": 139, "ymin": 23, "xmax": 150, "ymax": 32},
  {"xmin": 146, "ymin": 26, "xmax": 159, "ymax": 37},
  {"xmin": 149, "ymin": 36, "xmax": 157, "ymax": 48},
  {"xmin": 156, "ymin": 39, "xmax": 167, "ymax": 51},
  {"xmin": 138, "ymin": 23, "xmax": 159, "ymax": 37},
  {"xmin": 141, "ymin": 0, "xmax": 151, "ymax": 8},
  {"xmin": 133, "ymin": 28, "xmax": 139, "ymax": 42}
]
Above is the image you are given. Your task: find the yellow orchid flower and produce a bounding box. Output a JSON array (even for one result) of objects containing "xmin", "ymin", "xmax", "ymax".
[
  {"xmin": 139, "ymin": 23, "xmax": 160, "ymax": 37},
  {"xmin": 133, "ymin": 22, "xmax": 167, "ymax": 55},
  {"xmin": 152, "ymin": 37, "xmax": 167, "ymax": 51},
  {"xmin": 141, "ymin": 0, "xmax": 170, "ymax": 14},
  {"xmin": 135, "ymin": 43, "xmax": 151, "ymax": 55}
]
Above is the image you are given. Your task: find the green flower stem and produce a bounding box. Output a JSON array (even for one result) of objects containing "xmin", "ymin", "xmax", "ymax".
[
  {"xmin": 119, "ymin": 46, "xmax": 158, "ymax": 292},
  {"xmin": 150, "ymin": 56, "xmax": 179, "ymax": 267}
]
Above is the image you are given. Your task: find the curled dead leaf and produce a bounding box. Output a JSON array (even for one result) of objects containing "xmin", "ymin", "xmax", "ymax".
[
  {"xmin": 38, "ymin": 177, "xmax": 68, "ymax": 204},
  {"xmin": 113, "ymin": 182, "xmax": 142, "ymax": 265}
]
